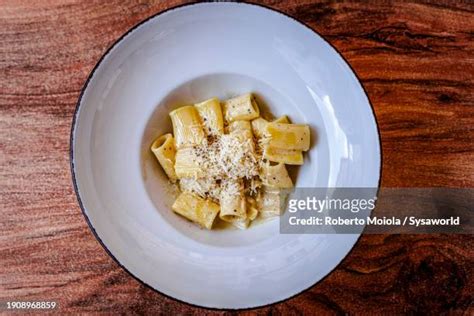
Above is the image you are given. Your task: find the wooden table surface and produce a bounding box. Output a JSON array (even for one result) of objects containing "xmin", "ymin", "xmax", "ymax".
[{"xmin": 1, "ymin": 1, "xmax": 473, "ymax": 314}]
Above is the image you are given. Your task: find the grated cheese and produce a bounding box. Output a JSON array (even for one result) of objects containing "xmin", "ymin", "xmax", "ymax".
[{"xmin": 178, "ymin": 132, "xmax": 261, "ymax": 201}]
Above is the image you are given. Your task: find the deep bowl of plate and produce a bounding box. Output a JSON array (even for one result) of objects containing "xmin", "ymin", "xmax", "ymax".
[{"xmin": 71, "ymin": 2, "xmax": 381, "ymax": 309}]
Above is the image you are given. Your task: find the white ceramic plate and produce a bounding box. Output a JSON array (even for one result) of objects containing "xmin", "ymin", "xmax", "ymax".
[{"xmin": 71, "ymin": 2, "xmax": 381, "ymax": 309}]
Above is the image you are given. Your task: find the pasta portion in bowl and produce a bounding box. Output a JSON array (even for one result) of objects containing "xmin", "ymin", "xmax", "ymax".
[{"xmin": 151, "ymin": 93, "xmax": 311, "ymax": 230}]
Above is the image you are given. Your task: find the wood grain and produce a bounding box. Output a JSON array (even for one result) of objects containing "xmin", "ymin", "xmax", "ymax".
[{"xmin": 1, "ymin": 0, "xmax": 473, "ymax": 314}]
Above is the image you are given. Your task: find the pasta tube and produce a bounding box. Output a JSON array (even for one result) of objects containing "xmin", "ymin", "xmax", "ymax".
[
  {"xmin": 179, "ymin": 178, "xmax": 221, "ymax": 201},
  {"xmin": 251, "ymin": 117, "xmax": 269, "ymax": 139},
  {"xmin": 174, "ymin": 147, "xmax": 204, "ymax": 178},
  {"xmin": 169, "ymin": 105, "xmax": 205, "ymax": 148},
  {"xmin": 229, "ymin": 120, "xmax": 253, "ymax": 140},
  {"xmin": 257, "ymin": 188, "xmax": 283, "ymax": 218},
  {"xmin": 172, "ymin": 191, "xmax": 220, "ymax": 229},
  {"xmin": 266, "ymin": 122, "xmax": 310, "ymax": 151},
  {"xmin": 260, "ymin": 161, "xmax": 293, "ymax": 188},
  {"xmin": 223, "ymin": 93, "xmax": 260, "ymax": 122},
  {"xmin": 194, "ymin": 97, "xmax": 224, "ymax": 135},
  {"xmin": 263, "ymin": 146, "xmax": 304, "ymax": 165},
  {"xmin": 228, "ymin": 120, "xmax": 252, "ymax": 134},
  {"xmin": 229, "ymin": 120, "xmax": 256, "ymax": 153},
  {"xmin": 150, "ymin": 133, "xmax": 177, "ymax": 182},
  {"xmin": 252, "ymin": 116, "xmax": 290, "ymax": 139},
  {"xmin": 219, "ymin": 180, "xmax": 247, "ymax": 223},
  {"xmin": 246, "ymin": 196, "xmax": 259, "ymax": 221}
]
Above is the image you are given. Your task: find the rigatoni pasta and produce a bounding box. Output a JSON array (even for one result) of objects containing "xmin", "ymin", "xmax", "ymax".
[
  {"xmin": 251, "ymin": 117, "xmax": 269, "ymax": 138},
  {"xmin": 172, "ymin": 191, "xmax": 220, "ymax": 229},
  {"xmin": 219, "ymin": 179, "xmax": 247, "ymax": 222},
  {"xmin": 266, "ymin": 123, "xmax": 310, "ymax": 151},
  {"xmin": 169, "ymin": 105, "xmax": 205, "ymax": 148},
  {"xmin": 246, "ymin": 196, "xmax": 259, "ymax": 221},
  {"xmin": 194, "ymin": 97, "xmax": 224, "ymax": 135},
  {"xmin": 150, "ymin": 93, "xmax": 311, "ymax": 230},
  {"xmin": 260, "ymin": 161, "xmax": 293, "ymax": 189},
  {"xmin": 150, "ymin": 133, "xmax": 177, "ymax": 182},
  {"xmin": 257, "ymin": 187, "xmax": 283, "ymax": 218},
  {"xmin": 263, "ymin": 146, "xmax": 304, "ymax": 165},
  {"xmin": 174, "ymin": 147, "xmax": 204, "ymax": 179},
  {"xmin": 223, "ymin": 93, "xmax": 260, "ymax": 122}
]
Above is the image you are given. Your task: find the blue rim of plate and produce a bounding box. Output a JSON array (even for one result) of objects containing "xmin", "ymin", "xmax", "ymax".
[{"xmin": 69, "ymin": 1, "xmax": 383, "ymax": 311}]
